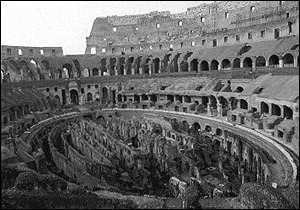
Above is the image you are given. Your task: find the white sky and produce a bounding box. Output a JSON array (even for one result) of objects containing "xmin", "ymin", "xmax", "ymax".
[{"xmin": 1, "ymin": 1, "xmax": 212, "ymax": 55}]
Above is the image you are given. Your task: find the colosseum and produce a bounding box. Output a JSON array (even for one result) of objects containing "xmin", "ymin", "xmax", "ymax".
[{"xmin": 1, "ymin": 1, "xmax": 299, "ymax": 209}]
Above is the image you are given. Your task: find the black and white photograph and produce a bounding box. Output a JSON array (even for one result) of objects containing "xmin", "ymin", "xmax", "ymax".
[{"xmin": 1, "ymin": 1, "xmax": 299, "ymax": 209}]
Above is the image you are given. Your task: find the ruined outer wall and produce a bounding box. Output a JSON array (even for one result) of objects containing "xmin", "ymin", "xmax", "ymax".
[
  {"xmin": 1, "ymin": 45, "xmax": 64, "ymax": 58},
  {"xmin": 85, "ymin": 1, "xmax": 299, "ymax": 55}
]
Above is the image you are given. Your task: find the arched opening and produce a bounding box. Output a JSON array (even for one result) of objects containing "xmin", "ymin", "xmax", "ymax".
[
  {"xmin": 271, "ymin": 103, "xmax": 281, "ymax": 116},
  {"xmin": 190, "ymin": 59, "xmax": 199, "ymax": 72},
  {"xmin": 54, "ymin": 95, "xmax": 60, "ymax": 103},
  {"xmin": 57, "ymin": 69, "xmax": 63, "ymax": 79},
  {"xmin": 240, "ymin": 99, "xmax": 248, "ymax": 110},
  {"xmin": 184, "ymin": 95, "xmax": 191, "ymax": 103},
  {"xmin": 210, "ymin": 60, "xmax": 219, "ymax": 70},
  {"xmin": 135, "ymin": 56, "xmax": 142, "ymax": 74},
  {"xmin": 173, "ymin": 53, "xmax": 181, "ymax": 72},
  {"xmin": 205, "ymin": 125, "xmax": 212, "ymax": 132},
  {"xmin": 119, "ymin": 57, "xmax": 126, "ymax": 75},
  {"xmin": 202, "ymin": 96, "xmax": 209, "ymax": 107},
  {"xmin": 256, "ymin": 56, "xmax": 266, "ymax": 67},
  {"xmin": 180, "ymin": 61, "xmax": 188, "ymax": 72},
  {"xmin": 92, "ymin": 68, "xmax": 99, "ymax": 76},
  {"xmin": 200, "ymin": 60, "xmax": 209, "ymax": 71},
  {"xmin": 149, "ymin": 94, "xmax": 157, "ymax": 102},
  {"xmin": 100, "ymin": 58, "xmax": 107, "ymax": 76},
  {"xmin": 73, "ymin": 60, "xmax": 81, "ymax": 77},
  {"xmin": 218, "ymin": 96, "xmax": 229, "ymax": 109},
  {"xmin": 110, "ymin": 58, "xmax": 117, "ymax": 75},
  {"xmin": 216, "ymin": 128, "xmax": 222, "ymax": 136},
  {"xmin": 18, "ymin": 49, "xmax": 23, "ymax": 55},
  {"xmin": 283, "ymin": 105, "xmax": 293, "ymax": 119},
  {"xmin": 126, "ymin": 57, "xmax": 134, "ymax": 75},
  {"xmin": 235, "ymin": 86, "xmax": 244, "ymax": 93},
  {"xmin": 143, "ymin": 58, "xmax": 151, "ymax": 75},
  {"xmin": 167, "ymin": 95, "xmax": 174, "ymax": 102},
  {"xmin": 243, "ymin": 57, "xmax": 252, "ymax": 68},
  {"xmin": 70, "ymin": 89, "xmax": 79, "ymax": 104},
  {"xmin": 141, "ymin": 94, "xmax": 148, "ymax": 101},
  {"xmin": 221, "ymin": 59, "xmax": 231, "ymax": 69},
  {"xmin": 283, "ymin": 53, "xmax": 294, "ymax": 67},
  {"xmin": 261, "ymin": 101, "xmax": 269, "ymax": 114},
  {"xmin": 181, "ymin": 121, "xmax": 189, "ymax": 133},
  {"xmin": 210, "ymin": 95, "xmax": 217, "ymax": 109},
  {"xmin": 176, "ymin": 95, "xmax": 183, "ymax": 103},
  {"xmin": 102, "ymin": 87, "xmax": 109, "ymax": 104},
  {"xmin": 269, "ymin": 55, "xmax": 279, "ymax": 66},
  {"xmin": 233, "ymin": 58, "xmax": 241, "ymax": 68},
  {"xmin": 134, "ymin": 95, "xmax": 140, "ymax": 102},
  {"xmin": 153, "ymin": 58, "xmax": 160, "ymax": 73},
  {"xmin": 87, "ymin": 92, "xmax": 93, "ymax": 102},
  {"xmin": 190, "ymin": 122, "xmax": 201, "ymax": 136},
  {"xmin": 63, "ymin": 63, "xmax": 73, "ymax": 78}
]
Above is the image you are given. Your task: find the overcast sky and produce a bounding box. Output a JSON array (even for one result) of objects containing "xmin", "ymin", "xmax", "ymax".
[{"xmin": 1, "ymin": 1, "xmax": 212, "ymax": 55}]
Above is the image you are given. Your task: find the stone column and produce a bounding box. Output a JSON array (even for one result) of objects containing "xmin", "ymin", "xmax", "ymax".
[
  {"xmin": 294, "ymin": 56, "xmax": 298, "ymax": 67},
  {"xmin": 139, "ymin": 67, "xmax": 143, "ymax": 74},
  {"xmin": 149, "ymin": 62, "xmax": 153, "ymax": 75},
  {"xmin": 124, "ymin": 67, "xmax": 127, "ymax": 75},
  {"xmin": 279, "ymin": 55, "xmax": 283, "ymax": 68},
  {"xmin": 131, "ymin": 67, "xmax": 135, "ymax": 75},
  {"xmin": 240, "ymin": 59, "xmax": 244, "ymax": 68},
  {"xmin": 218, "ymin": 63, "xmax": 221, "ymax": 70},
  {"xmin": 217, "ymin": 100, "xmax": 223, "ymax": 117},
  {"xmin": 114, "ymin": 66, "xmax": 118, "ymax": 76},
  {"xmin": 252, "ymin": 57, "xmax": 256, "ymax": 71}
]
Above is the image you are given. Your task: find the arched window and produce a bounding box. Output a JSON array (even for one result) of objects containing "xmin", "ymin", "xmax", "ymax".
[
  {"xmin": 91, "ymin": 47, "xmax": 96, "ymax": 54},
  {"xmin": 18, "ymin": 49, "xmax": 23, "ymax": 55}
]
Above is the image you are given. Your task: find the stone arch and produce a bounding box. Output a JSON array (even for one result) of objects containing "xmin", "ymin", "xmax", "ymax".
[
  {"xmin": 233, "ymin": 58, "xmax": 241, "ymax": 68},
  {"xmin": 40, "ymin": 60, "xmax": 52, "ymax": 79},
  {"xmin": 143, "ymin": 58, "xmax": 151, "ymax": 74},
  {"xmin": 102, "ymin": 87, "xmax": 109, "ymax": 104},
  {"xmin": 92, "ymin": 68, "xmax": 99, "ymax": 76},
  {"xmin": 210, "ymin": 95, "xmax": 217, "ymax": 109},
  {"xmin": 184, "ymin": 95, "xmax": 191, "ymax": 103},
  {"xmin": 73, "ymin": 59, "xmax": 81, "ymax": 77},
  {"xmin": 119, "ymin": 57, "xmax": 126, "ymax": 75},
  {"xmin": 63, "ymin": 63, "xmax": 73, "ymax": 78},
  {"xmin": 87, "ymin": 92, "xmax": 93, "ymax": 102},
  {"xmin": 70, "ymin": 89, "xmax": 79, "ymax": 104},
  {"xmin": 109, "ymin": 58, "xmax": 117, "ymax": 75},
  {"xmin": 190, "ymin": 59, "xmax": 199, "ymax": 72},
  {"xmin": 283, "ymin": 53, "xmax": 294, "ymax": 67},
  {"xmin": 261, "ymin": 101, "xmax": 269, "ymax": 114},
  {"xmin": 181, "ymin": 120, "xmax": 189, "ymax": 133},
  {"xmin": 83, "ymin": 68, "xmax": 90, "ymax": 77},
  {"xmin": 240, "ymin": 99, "xmax": 248, "ymax": 110},
  {"xmin": 216, "ymin": 128, "xmax": 222, "ymax": 136},
  {"xmin": 135, "ymin": 56, "xmax": 142, "ymax": 74},
  {"xmin": 153, "ymin": 58, "xmax": 160, "ymax": 73},
  {"xmin": 210, "ymin": 60, "xmax": 219, "ymax": 70},
  {"xmin": 173, "ymin": 53, "xmax": 181, "ymax": 72},
  {"xmin": 191, "ymin": 122, "xmax": 201, "ymax": 136},
  {"xmin": 255, "ymin": 56, "xmax": 266, "ymax": 67},
  {"xmin": 54, "ymin": 95, "xmax": 60, "ymax": 103},
  {"xmin": 283, "ymin": 105, "xmax": 293, "ymax": 119},
  {"xmin": 200, "ymin": 60, "xmax": 209, "ymax": 71},
  {"xmin": 243, "ymin": 57, "xmax": 252, "ymax": 67},
  {"xmin": 235, "ymin": 86, "xmax": 244, "ymax": 93},
  {"xmin": 271, "ymin": 103, "xmax": 281, "ymax": 116},
  {"xmin": 221, "ymin": 59, "xmax": 231, "ymax": 69},
  {"xmin": 205, "ymin": 125, "xmax": 212, "ymax": 132},
  {"xmin": 268, "ymin": 54, "xmax": 279, "ymax": 66},
  {"xmin": 126, "ymin": 57, "xmax": 134, "ymax": 75},
  {"xmin": 100, "ymin": 58, "xmax": 108, "ymax": 76}
]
